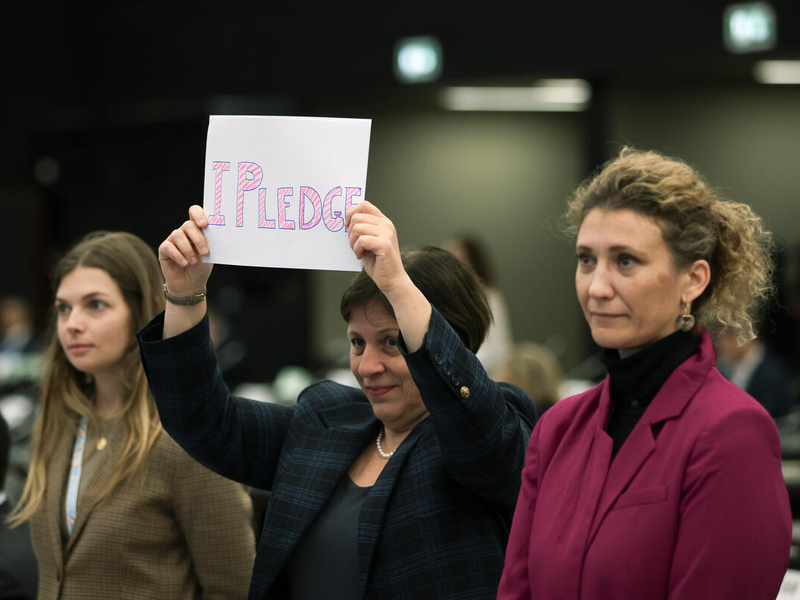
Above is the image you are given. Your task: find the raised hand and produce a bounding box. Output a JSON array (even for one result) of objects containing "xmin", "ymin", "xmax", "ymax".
[
  {"xmin": 159, "ymin": 205, "xmax": 214, "ymax": 298},
  {"xmin": 345, "ymin": 201, "xmax": 431, "ymax": 352},
  {"xmin": 159, "ymin": 205, "xmax": 214, "ymax": 338},
  {"xmin": 346, "ymin": 201, "xmax": 409, "ymax": 297}
]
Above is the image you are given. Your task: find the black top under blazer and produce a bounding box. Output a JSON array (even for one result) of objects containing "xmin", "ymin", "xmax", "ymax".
[{"xmin": 138, "ymin": 306, "xmax": 537, "ymax": 599}]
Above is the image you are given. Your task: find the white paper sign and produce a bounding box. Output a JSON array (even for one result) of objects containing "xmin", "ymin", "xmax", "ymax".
[{"xmin": 202, "ymin": 115, "xmax": 371, "ymax": 271}]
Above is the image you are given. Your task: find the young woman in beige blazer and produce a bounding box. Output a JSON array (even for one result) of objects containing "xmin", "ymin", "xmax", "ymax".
[{"xmin": 9, "ymin": 231, "xmax": 255, "ymax": 599}]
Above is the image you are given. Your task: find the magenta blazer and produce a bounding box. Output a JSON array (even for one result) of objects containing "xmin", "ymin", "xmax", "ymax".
[{"xmin": 498, "ymin": 331, "xmax": 791, "ymax": 599}]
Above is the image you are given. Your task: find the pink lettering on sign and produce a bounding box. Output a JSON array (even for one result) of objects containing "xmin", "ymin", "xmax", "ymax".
[
  {"xmin": 236, "ymin": 162, "xmax": 264, "ymax": 227},
  {"xmin": 257, "ymin": 189, "xmax": 276, "ymax": 229},
  {"xmin": 299, "ymin": 187, "xmax": 322, "ymax": 230},
  {"xmin": 344, "ymin": 188, "xmax": 362, "ymax": 232},
  {"xmin": 209, "ymin": 162, "xmax": 230, "ymax": 225},
  {"xmin": 208, "ymin": 159, "xmax": 363, "ymax": 233},
  {"xmin": 277, "ymin": 188, "xmax": 296, "ymax": 230},
  {"xmin": 323, "ymin": 187, "xmax": 343, "ymax": 232}
]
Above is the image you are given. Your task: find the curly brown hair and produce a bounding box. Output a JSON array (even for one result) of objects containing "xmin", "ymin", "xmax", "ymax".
[{"xmin": 564, "ymin": 147, "xmax": 774, "ymax": 342}]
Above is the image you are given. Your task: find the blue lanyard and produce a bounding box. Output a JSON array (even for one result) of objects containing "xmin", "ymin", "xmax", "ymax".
[{"xmin": 65, "ymin": 416, "xmax": 88, "ymax": 535}]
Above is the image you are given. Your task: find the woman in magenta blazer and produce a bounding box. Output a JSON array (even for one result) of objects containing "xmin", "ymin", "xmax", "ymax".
[{"xmin": 497, "ymin": 148, "xmax": 792, "ymax": 600}]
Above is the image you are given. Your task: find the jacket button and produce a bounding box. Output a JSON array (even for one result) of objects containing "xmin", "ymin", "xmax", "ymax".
[
  {"xmin": 434, "ymin": 354, "xmax": 443, "ymax": 364},
  {"xmin": 460, "ymin": 386, "xmax": 470, "ymax": 399},
  {"xmin": 443, "ymin": 365, "xmax": 451, "ymax": 376},
  {"xmin": 451, "ymin": 376, "xmax": 460, "ymax": 386}
]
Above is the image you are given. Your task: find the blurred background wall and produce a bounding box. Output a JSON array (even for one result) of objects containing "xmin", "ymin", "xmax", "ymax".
[{"xmin": 1, "ymin": 0, "xmax": 799, "ymax": 384}]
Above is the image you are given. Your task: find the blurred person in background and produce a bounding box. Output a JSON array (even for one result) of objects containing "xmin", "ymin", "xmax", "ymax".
[
  {"xmin": 715, "ymin": 329, "xmax": 797, "ymax": 418},
  {"xmin": 0, "ymin": 296, "xmax": 39, "ymax": 357},
  {"xmin": 443, "ymin": 233, "xmax": 513, "ymax": 375},
  {"xmin": 0, "ymin": 296, "xmax": 41, "ymax": 504},
  {"xmin": 498, "ymin": 148, "xmax": 791, "ymax": 600},
  {"xmin": 0, "ymin": 412, "xmax": 37, "ymax": 600},
  {"xmin": 9, "ymin": 231, "xmax": 255, "ymax": 600},
  {"xmin": 494, "ymin": 342, "xmax": 563, "ymax": 416}
]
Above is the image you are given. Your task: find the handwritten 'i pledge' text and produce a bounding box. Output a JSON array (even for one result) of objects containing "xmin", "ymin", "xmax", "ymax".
[{"xmin": 207, "ymin": 161, "xmax": 362, "ymax": 231}]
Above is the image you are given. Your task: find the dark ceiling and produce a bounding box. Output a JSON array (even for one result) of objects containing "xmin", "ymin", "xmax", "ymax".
[
  {"xmin": 3, "ymin": 2, "xmax": 799, "ymax": 115},
  {"xmin": 1, "ymin": 1, "xmax": 798, "ymax": 189}
]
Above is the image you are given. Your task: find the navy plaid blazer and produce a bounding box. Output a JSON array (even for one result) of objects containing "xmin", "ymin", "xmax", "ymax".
[{"xmin": 138, "ymin": 307, "xmax": 536, "ymax": 599}]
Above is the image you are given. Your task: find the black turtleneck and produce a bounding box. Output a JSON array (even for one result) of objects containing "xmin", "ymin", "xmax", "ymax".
[{"xmin": 600, "ymin": 329, "xmax": 700, "ymax": 460}]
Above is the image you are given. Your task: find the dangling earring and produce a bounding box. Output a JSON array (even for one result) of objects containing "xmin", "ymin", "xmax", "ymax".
[{"xmin": 677, "ymin": 302, "xmax": 695, "ymax": 332}]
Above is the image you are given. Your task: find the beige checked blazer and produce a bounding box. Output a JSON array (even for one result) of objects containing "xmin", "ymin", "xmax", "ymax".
[{"xmin": 30, "ymin": 416, "xmax": 255, "ymax": 599}]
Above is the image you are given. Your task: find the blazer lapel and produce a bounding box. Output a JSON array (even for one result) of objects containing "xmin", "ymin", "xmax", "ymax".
[
  {"xmin": 357, "ymin": 422, "xmax": 426, "ymax": 594},
  {"xmin": 43, "ymin": 421, "xmax": 75, "ymax": 566},
  {"xmin": 64, "ymin": 421, "xmax": 126, "ymax": 553},
  {"xmin": 587, "ymin": 346, "xmax": 711, "ymax": 545},
  {"xmin": 588, "ymin": 417, "xmax": 657, "ymax": 545},
  {"xmin": 255, "ymin": 409, "xmax": 377, "ymax": 591}
]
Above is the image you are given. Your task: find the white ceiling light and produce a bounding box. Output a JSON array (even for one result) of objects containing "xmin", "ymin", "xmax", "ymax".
[
  {"xmin": 394, "ymin": 36, "xmax": 442, "ymax": 84},
  {"xmin": 753, "ymin": 60, "xmax": 800, "ymax": 84},
  {"xmin": 723, "ymin": 2, "xmax": 777, "ymax": 54},
  {"xmin": 440, "ymin": 79, "xmax": 592, "ymax": 112}
]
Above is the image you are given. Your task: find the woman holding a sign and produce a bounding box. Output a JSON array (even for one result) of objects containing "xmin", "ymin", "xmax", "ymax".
[
  {"xmin": 10, "ymin": 231, "xmax": 255, "ymax": 599},
  {"xmin": 138, "ymin": 201, "xmax": 537, "ymax": 599},
  {"xmin": 497, "ymin": 148, "xmax": 791, "ymax": 599}
]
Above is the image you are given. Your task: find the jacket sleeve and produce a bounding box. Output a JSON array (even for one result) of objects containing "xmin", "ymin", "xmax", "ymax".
[
  {"xmin": 172, "ymin": 444, "xmax": 256, "ymax": 599},
  {"xmin": 667, "ymin": 406, "xmax": 791, "ymax": 599},
  {"xmin": 402, "ymin": 306, "xmax": 537, "ymax": 512},
  {"xmin": 495, "ymin": 420, "xmax": 540, "ymax": 599},
  {"xmin": 137, "ymin": 312, "xmax": 295, "ymax": 488}
]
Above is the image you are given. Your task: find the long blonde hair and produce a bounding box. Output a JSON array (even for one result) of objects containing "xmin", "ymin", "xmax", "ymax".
[{"xmin": 9, "ymin": 231, "xmax": 165, "ymax": 525}]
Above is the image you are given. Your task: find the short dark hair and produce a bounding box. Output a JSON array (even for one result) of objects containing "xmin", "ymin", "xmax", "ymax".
[{"xmin": 340, "ymin": 245, "xmax": 492, "ymax": 354}]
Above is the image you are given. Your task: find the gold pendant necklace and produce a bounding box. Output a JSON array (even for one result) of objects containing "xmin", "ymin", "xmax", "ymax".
[{"xmin": 96, "ymin": 437, "xmax": 107, "ymax": 451}]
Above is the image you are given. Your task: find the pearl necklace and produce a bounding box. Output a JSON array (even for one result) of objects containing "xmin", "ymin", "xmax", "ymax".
[{"xmin": 376, "ymin": 427, "xmax": 394, "ymax": 459}]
